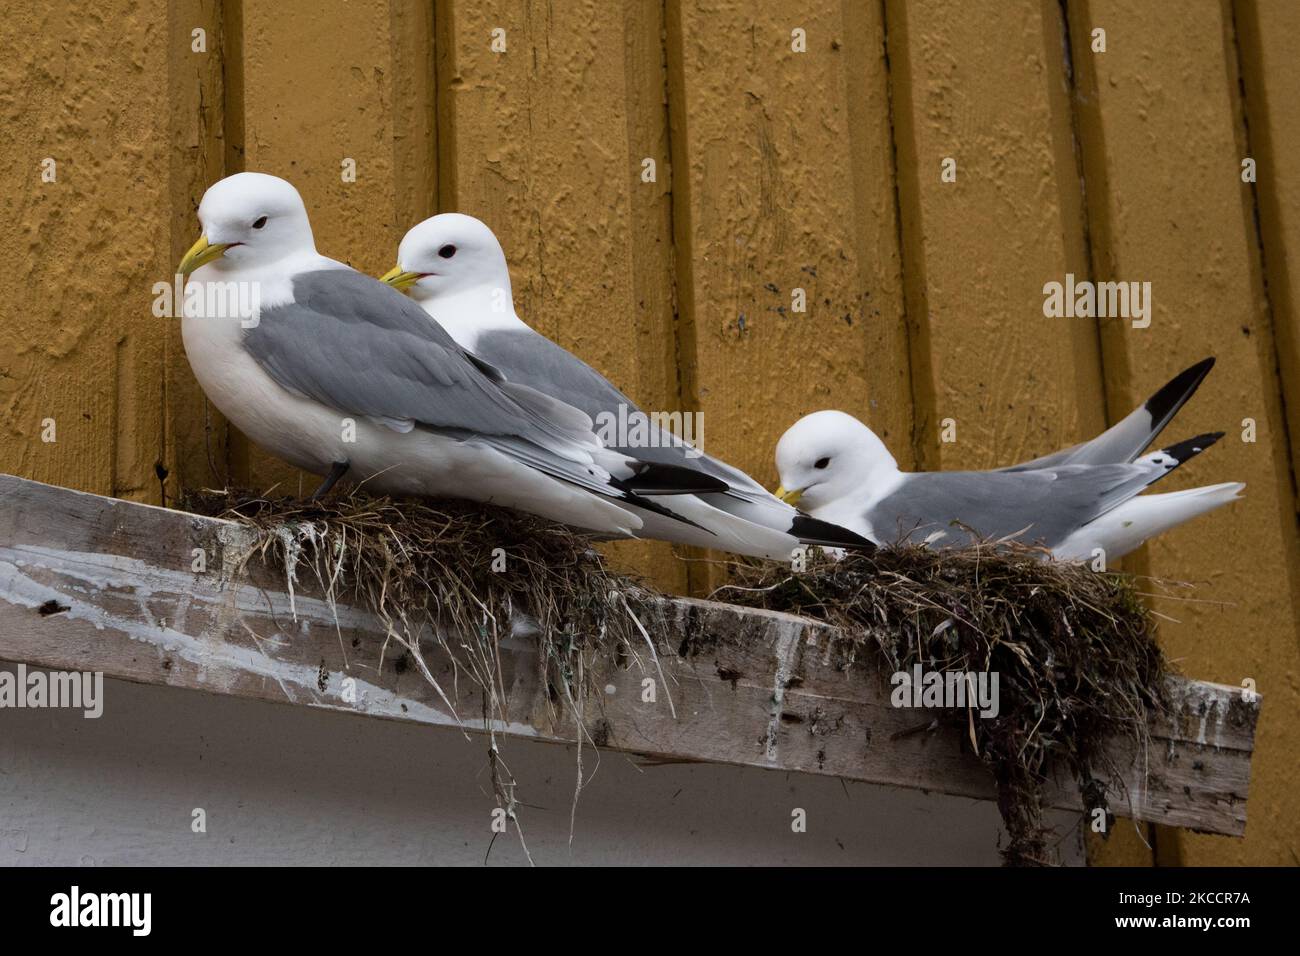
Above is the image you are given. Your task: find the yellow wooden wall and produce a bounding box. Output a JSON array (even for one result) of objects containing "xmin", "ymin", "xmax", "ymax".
[{"xmin": 1, "ymin": 0, "xmax": 1296, "ymax": 866}]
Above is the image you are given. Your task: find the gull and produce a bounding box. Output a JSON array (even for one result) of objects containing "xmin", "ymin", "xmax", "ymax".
[
  {"xmin": 772, "ymin": 360, "xmax": 1244, "ymax": 561},
  {"xmin": 379, "ymin": 213, "xmax": 871, "ymax": 560},
  {"xmin": 177, "ymin": 173, "xmax": 731, "ymax": 537}
]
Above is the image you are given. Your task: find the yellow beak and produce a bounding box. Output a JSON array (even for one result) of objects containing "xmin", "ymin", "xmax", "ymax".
[
  {"xmin": 774, "ymin": 484, "xmax": 803, "ymax": 506},
  {"xmin": 380, "ymin": 264, "xmax": 423, "ymax": 292},
  {"xmin": 177, "ymin": 234, "xmax": 231, "ymax": 277}
]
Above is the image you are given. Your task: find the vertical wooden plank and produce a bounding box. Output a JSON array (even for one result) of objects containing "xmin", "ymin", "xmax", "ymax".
[
  {"xmin": 435, "ymin": 0, "xmax": 688, "ymax": 591},
  {"xmin": 667, "ymin": 0, "xmax": 912, "ymax": 465},
  {"xmin": 225, "ymin": 0, "xmax": 435, "ymax": 494},
  {"xmin": 620, "ymin": 0, "xmax": 695, "ymax": 591},
  {"xmin": 0, "ymin": 1, "xmax": 185, "ymax": 501},
  {"xmin": 391, "ymin": 0, "xmax": 439, "ymax": 229},
  {"xmin": 623, "ymin": 0, "xmax": 683, "ymax": 439},
  {"xmin": 664, "ymin": 0, "xmax": 912, "ymax": 589},
  {"xmin": 844, "ymin": 0, "xmax": 914, "ymax": 464},
  {"xmin": 885, "ymin": 0, "xmax": 1105, "ymax": 473},
  {"xmin": 165, "ymin": 0, "xmax": 229, "ymax": 500},
  {"xmin": 1236, "ymin": 0, "xmax": 1300, "ymax": 516},
  {"xmin": 1068, "ymin": 0, "xmax": 1300, "ymax": 866}
]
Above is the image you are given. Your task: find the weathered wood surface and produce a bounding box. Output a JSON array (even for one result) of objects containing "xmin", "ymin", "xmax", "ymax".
[{"xmin": 0, "ymin": 474, "xmax": 1259, "ymax": 836}]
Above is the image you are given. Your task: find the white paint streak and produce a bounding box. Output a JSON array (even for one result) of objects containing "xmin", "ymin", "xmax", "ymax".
[
  {"xmin": 763, "ymin": 619, "xmax": 803, "ymax": 762},
  {"xmin": 7, "ymin": 543, "xmax": 374, "ymax": 629},
  {"xmin": 0, "ymin": 543, "xmax": 540, "ymax": 739}
]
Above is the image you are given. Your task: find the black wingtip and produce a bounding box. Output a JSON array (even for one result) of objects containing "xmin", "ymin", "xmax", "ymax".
[
  {"xmin": 618, "ymin": 489, "xmax": 713, "ymax": 533},
  {"xmin": 790, "ymin": 515, "xmax": 876, "ymax": 553},
  {"xmin": 1144, "ymin": 357, "xmax": 1215, "ymax": 430},
  {"xmin": 622, "ymin": 462, "xmax": 730, "ymax": 496},
  {"xmin": 1159, "ymin": 430, "xmax": 1225, "ymax": 465}
]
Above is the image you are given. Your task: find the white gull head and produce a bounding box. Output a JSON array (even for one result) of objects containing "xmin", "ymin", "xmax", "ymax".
[
  {"xmin": 392, "ymin": 213, "xmax": 513, "ymax": 304},
  {"xmin": 184, "ymin": 172, "xmax": 317, "ymax": 275},
  {"xmin": 774, "ymin": 410, "xmax": 899, "ymax": 513},
  {"xmin": 383, "ymin": 213, "xmax": 523, "ymax": 349}
]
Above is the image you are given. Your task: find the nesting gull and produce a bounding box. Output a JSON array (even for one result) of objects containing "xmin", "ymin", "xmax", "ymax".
[
  {"xmin": 380, "ymin": 213, "xmax": 871, "ymax": 560},
  {"xmin": 177, "ymin": 173, "xmax": 730, "ymax": 537},
  {"xmin": 772, "ymin": 360, "xmax": 1244, "ymax": 561}
]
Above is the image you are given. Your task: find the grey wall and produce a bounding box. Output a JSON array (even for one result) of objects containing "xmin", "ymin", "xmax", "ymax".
[{"xmin": 0, "ymin": 673, "xmax": 1085, "ymax": 865}]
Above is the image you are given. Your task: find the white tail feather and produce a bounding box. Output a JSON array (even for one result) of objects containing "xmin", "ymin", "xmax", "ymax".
[{"xmin": 1054, "ymin": 482, "xmax": 1245, "ymax": 562}]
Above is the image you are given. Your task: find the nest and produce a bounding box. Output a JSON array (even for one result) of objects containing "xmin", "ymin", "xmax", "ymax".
[{"xmin": 715, "ymin": 540, "xmax": 1174, "ymax": 866}]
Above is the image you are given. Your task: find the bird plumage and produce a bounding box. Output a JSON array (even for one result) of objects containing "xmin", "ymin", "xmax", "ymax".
[{"xmin": 773, "ymin": 364, "xmax": 1242, "ymax": 561}]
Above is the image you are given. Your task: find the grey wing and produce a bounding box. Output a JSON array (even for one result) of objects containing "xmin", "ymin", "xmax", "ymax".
[
  {"xmin": 245, "ymin": 270, "xmax": 594, "ymax": 462},
  {"xmin": 474, "ymin": 328, "xmax": 638, "ymax": 425},
  {"xmin": 474, "ymin": 327, "xmax": 775, "ymax": 499},
  {"xmin": 468, "ymin": 326, "xmax": 869, "ymax": 546},
  {"xmin": 870, "ymin": 462, "xmax": 1173, "ymax": 548}
]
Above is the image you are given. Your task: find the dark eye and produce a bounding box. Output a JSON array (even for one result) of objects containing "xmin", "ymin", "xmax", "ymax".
[
  {"xmin": 438, "ymin": 244, "xmax": 457, "ymax": 259},
  {"xmin": 814, "ymin": 456, "xmax": 831, "ymax": 470},
  {"xmin": 252, "ymin": 216, "xmax": 268, "ymax": 229}
]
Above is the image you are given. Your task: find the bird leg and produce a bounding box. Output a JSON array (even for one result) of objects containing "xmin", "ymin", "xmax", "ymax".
[{"xmin": 310, "ymin": 459, "xmax": 350, "ymax": 500}]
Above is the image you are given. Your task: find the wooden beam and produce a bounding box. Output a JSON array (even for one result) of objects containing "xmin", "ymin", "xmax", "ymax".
[{"xmin": 0, "ymin": 473, "xmax": 1259, "ymax": 837}]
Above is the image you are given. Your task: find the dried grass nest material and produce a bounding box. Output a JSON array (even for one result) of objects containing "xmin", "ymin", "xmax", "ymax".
[
  {"xmin": 715, "ymin": 542, "xmax": 1175, "ymax": 866},
  {"xmin": 181, "ymin": 487, "xmax": 651, "ymax": 685}
]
